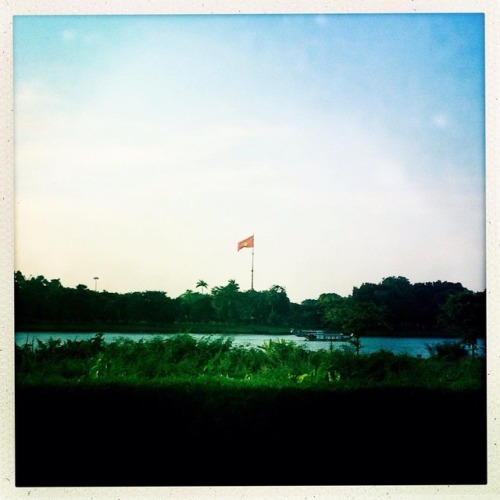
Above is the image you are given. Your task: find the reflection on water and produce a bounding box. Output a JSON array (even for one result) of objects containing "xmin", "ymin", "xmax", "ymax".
[{"xmin": 15, "ymin": 331, "xmax": 486, "ymax": 358}]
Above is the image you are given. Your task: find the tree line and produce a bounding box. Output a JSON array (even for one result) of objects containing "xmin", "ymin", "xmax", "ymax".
[{"xmin": 14, "ymin": 272, "xmax": 486, "ymax": 340}]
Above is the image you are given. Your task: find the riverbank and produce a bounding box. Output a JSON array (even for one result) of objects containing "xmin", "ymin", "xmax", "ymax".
[{"xmin": 15, "ymin": 320, "xmax": 464, "ymax": 338}]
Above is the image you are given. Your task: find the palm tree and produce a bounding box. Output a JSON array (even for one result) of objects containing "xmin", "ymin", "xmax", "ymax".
[{"xmin": 196, "ymin": 280, "xmax": 209, "ymax": 294}]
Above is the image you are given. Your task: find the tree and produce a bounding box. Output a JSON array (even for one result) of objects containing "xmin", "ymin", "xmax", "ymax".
[
  {"xmin": 264, "ymin": 285, "xmax": 291, "ymax": 325},
  {"xmin": 179, "ymin": 289, "xmax": 214, "ymax": 322},
  {"xmin": 15, "ymin": 273, "xmax": 50, "ymax": 323},
  {"xmin": 211, "ymin": 280, "xmax": 242, "ymax": 322},
  {"xmin": 332, "ymin": 296, "xmax": 390, "ymax": 354},
  {"xmin": 352, "ymin": 276, "xmax": 413, "ymax": 331},
  {"xmin": 412, "ymin": 281, "xmax": 465, "ymax": 331},
  {"xmin": 196, "ymin": 280, "xmax": 209, "ymax": 294},
  {"xmin": 439, "ymin": 290, "xmax": 486, "ymax": 355},
  {"xmin": 317, "ymin": 293, "xmax": 345, "ymax": 330},
  {"xmin": 46, "ymin": 278, "xmax": 64, "ymax": 322}
]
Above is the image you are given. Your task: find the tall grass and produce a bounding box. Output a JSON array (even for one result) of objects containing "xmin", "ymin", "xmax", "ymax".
[{"xmin": 15, "ymin": 333, "xmax": 485, "ymax": 390}]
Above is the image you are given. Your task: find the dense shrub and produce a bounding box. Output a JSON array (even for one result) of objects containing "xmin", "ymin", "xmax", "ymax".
[
  {"xmin": 425, "ymin": 340, "xmax": 469, "ymax": 361},
  {"xmin": 15, "ymin": 334, "xmax": 484, "ymax": 391}
]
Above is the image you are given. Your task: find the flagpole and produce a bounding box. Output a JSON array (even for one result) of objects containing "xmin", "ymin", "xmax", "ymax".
[
  {"xmin": 237, "ymin": 234, "xmax": 255, "ymax": 291},
  {"xmin": 251, "ymin": 235, "xmax": 254, "ymax": 291}
]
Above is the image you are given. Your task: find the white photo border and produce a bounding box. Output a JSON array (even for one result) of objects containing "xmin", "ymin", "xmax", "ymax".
[{"xmin": 1, "ymin": 1, "xmax": 498, "ymax": 499}]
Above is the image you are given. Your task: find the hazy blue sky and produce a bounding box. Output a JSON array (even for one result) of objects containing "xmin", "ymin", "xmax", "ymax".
[{"xmin": 13, "ymin": 13, "xmax": 485, "ymax": 303}]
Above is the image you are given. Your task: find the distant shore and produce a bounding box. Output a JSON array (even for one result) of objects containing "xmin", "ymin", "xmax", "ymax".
[
  {"xmin": 15, "ymin": 321, "xmax": 291, "ymax": 335},
  {"xmin": 14, "ymin": 321, "xmax": 466, "ymax": 338}
]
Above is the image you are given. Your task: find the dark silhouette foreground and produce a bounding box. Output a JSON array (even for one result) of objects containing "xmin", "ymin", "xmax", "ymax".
[{"xmin": 16, "ymin": 384, "xmax": 486, "ymax": 487}]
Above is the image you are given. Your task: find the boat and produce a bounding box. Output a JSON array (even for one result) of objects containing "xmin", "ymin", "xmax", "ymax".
[{"xmin": 291, "ymin": 329, "xmax": 353, "ymax": 342}]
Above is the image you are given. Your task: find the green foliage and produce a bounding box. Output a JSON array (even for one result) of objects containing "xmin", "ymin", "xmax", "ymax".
[
  {"xmin": 16, "ymin": 333, "xmax": 485, "ymax": 391},
  {"xmin": 438, "ymin": 290, "xmax": 486, "ymax": 355},
  {"xmin": 195, "ymin": 279, "xmax": 209, "ymax": 294},
  {"xmin": 425, "ymin": 341, "xmax": 469, "ymax": 361},
  {"xmin": 16, "ymin": 334, "xmax": 105, "ymax": 382},
  {"xmin": 15, "ymin": 271, "xmax": 484, "ymax": 337}
]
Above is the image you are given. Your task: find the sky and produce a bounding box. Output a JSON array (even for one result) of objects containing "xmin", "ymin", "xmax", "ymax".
[{"xmin": 13, "ymin": 13, "xmax": 486, "ymax": 303}]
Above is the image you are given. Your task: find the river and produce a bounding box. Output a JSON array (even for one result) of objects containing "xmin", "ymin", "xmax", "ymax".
[{"xmin": 15, "ymin": 331, "xmax": 486, "ymax": 358}]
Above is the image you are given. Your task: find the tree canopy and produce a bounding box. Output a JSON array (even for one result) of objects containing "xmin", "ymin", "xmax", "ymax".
[{"xmin": 14, "ymin": 271, "xmax": 485, "ymax": 339}]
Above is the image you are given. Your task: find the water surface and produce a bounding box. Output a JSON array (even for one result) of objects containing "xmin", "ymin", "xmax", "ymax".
[{"xmin": 15, "ymin": 331, "xmax": 486, "ymax": 358}]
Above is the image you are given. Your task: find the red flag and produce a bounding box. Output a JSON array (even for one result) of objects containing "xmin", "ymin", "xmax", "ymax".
[{"xmin": 237, "ymin": 235, "xmax": 254, "ymax": 251}]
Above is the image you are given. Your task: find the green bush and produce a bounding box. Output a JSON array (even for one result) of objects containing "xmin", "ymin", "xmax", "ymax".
[
  {"xmin": 15, "ymin": 333, "xmax": 485, "ymax": 391},
  {"xmin": 425, "ymin": 341, "xmax": 469, "ymax": 361}
]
